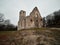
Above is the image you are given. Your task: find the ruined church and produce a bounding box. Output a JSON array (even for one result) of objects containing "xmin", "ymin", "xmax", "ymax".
[{"xmin": 18, "ymin": 7, "xmax": 43, "ymax": 30}]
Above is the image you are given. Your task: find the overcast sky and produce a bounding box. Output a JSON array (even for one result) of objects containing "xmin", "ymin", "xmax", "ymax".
[{"xmin": 0, "ymin": 0, "xmax": 60, "ymax": 25}]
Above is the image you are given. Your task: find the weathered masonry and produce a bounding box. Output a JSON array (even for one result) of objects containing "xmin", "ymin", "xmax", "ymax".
[{"xmin": 18, "ymin": 7, "xmax": 43, "ymax": 30}]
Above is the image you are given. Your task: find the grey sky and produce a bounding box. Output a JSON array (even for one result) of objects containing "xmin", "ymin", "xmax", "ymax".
[{"xmin": 0, "ymin": 0, "xmax": 60, "ymax": 25}]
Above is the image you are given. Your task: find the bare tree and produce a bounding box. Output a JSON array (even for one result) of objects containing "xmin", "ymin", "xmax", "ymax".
[{"xmin": 0, "ymin": 13, "xmax": 5, "ymax": 25}]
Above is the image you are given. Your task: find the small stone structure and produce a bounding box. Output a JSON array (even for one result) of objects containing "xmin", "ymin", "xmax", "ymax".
[{"xmin": 18, "ymin": 7, "xmax": 43, "ymax": 30}]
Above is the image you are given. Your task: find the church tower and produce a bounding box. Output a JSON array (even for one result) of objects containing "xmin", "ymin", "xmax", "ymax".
[
  {"xmin": 18, "ymin": 10, "xmax": 26, "ymax": 30},
  {"xmin": 19, "ymin": 10, "xmax": 26, "ymax": 19}
]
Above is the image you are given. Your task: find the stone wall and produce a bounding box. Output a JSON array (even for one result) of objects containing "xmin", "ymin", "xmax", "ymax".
[{"xmin": 18, "ymin": 7, "xmax": 43, "ymax": 30}]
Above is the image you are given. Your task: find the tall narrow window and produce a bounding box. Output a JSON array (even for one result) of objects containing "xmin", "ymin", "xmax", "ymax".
[
  {"xmin": 30, "ymin": 19, "xmax": 33, "ymax": 22},
  {"xmin": 40, "ymin": 19, "xmax": 42, "ymax": 21},
  {"xmin": 35, "ymin": 13, "xmax": 38, "ymax": 17}
]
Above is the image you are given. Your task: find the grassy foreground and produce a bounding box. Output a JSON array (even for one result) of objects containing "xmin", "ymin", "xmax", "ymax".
[{"xmin": 0, "ymin": 28, "xmax": 60, "ymax": 45}]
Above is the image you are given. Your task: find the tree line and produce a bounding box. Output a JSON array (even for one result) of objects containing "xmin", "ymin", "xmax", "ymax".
[
  {"xmin": 0, "ymin": 13, "xmax": 17, "ymax": 31},
  {"xmin": 43, "ymin": 10, "xmax": 60, "ymax": 28}
]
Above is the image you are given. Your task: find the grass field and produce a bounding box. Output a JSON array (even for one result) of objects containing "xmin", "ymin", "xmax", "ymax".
[{"xmin": 0, "ymin": 28, "xmax": 60, "ymax": 45}]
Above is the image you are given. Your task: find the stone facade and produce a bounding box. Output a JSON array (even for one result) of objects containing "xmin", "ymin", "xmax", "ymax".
[{"xmin": 18, "ymin": 7, "xmax": 43, "ymax": 30}]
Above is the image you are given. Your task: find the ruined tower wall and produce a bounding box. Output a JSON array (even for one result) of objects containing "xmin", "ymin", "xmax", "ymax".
[{"xmin": 18, "ymin": 10, "xmax": 26, "ymax": 30}]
